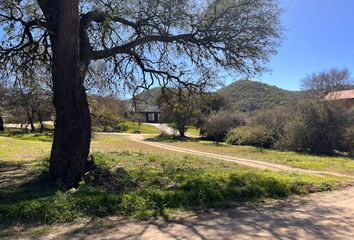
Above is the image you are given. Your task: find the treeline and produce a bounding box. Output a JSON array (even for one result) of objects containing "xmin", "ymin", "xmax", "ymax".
[
  {"xmin": 161, "ymin": 68, "xmax": 354, "ymax": 155},
  {"xmin": 0, "ymin": 84, "xmax": 54, "ymax": 132},
  {"xmin": 0, "ymin": 84, "xmax": 131, "ymax": 133}
]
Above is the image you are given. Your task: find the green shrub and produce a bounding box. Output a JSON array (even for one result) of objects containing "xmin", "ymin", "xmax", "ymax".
[
  {"xmin": 276, "ymin": 101, "xmax": 349, "ymax": 154},
  {"xmin": 226, "ymin": 126, "xmax": 274, "ymax": 148},
  {"xmin": 249, "ymin": 107, "xmax": 291, "ymax": 142},
  {"xmin": 201, "ymin": 110, "xmax": 246, "ymax": 144},
  {"xmin": 102, "ymin": 123, "xmax": 128, "ymax": 133},
  {"xmin": 343, "ymin": 126, "xmax": 354, "ymax": 155}
]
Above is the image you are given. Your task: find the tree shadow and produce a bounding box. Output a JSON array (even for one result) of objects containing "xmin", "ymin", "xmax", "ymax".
[
  {"xmin": 45, "ymin": 195, "xmax": 354, "ymax": 240},
  {"xmin": 146, "ymin": 134, "xmax": 200, "ymax": 143}
]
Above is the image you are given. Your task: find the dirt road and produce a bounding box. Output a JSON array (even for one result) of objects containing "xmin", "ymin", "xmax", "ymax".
[
  {"xmin": 130, "ymin": 135, "xmax": 354, "ymax": 179},
  {"xmin": 15, "ymin": 186, "xmax": 353, "ymax": 240}
]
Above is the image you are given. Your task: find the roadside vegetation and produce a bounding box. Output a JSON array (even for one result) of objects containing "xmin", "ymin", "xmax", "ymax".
[{"xmin": 149, "ymin": 138, "xmax": 354, "ymax": 176}]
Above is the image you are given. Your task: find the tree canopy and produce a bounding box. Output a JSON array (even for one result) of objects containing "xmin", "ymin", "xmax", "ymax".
[
  {"xmin": 0, "ymin": 0, "xmax": 282, "ymax": 186},
  {"xmin": 1, "ymin": 0, "xmax": 281, "ymax": 91}
]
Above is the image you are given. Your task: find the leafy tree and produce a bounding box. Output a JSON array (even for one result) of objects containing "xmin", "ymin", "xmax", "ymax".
[
  {"xmin": 89, "ymin": 95, "xmax": 128, "ymax": 130},
  {"xmin": 158, "ymin": 87, "xmax": 201, "ymax": 137},
  {"xmin": 277, "ymin": 101, "xmax": 349, "ymax": 155},
  {"xmin": 130, "ymin": 113, "xmax": 146, "ymax": 133},
  {"xmin": 201, "ymin": 110, "xmax": 245, "ymax": 144},
  {"xmin": 249, "ymin": 107, "xmax": 291, "ymax": 143},
  {"xmin": 0, "ymin": 0, "xmax": 281, "ymax": 186}
]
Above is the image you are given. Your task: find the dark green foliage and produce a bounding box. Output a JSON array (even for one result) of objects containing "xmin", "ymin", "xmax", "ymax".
[
  {"xmin": 226, "ymin": 126, "xmax": 274, "ymax": 148},
  {"xmin": 343, "ymin": 126, "xmax": 354, "ymax": 155},
  {"xmin": 249, "ymin": 107, "xmax": 290, "ymax": 142},
  {"xmin": 89, "ymin": 95, "xmax": 128, "ymax": 132},
  {"xmin": 218, "ymin": 80, "xmax": 303, "ymax": 112},
  {"xmin": 201, "ymin": 111, "xmax": 246, "ymax": 143},
  {"xmin": 157, "ymin": 89, "xmax": 200, "ymax": 137},
  {"xmin": 276, "ymin": 101, "xmax": 349, "ymax": 154}
]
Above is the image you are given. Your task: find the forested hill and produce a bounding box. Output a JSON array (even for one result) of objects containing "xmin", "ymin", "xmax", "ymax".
[
  {"xmin": 217, "ymin": 80, "xmax": 303, "ymax": 112},
  {"xmin": 127, "ymin": 80, "xmax": 304, "ymax": 112}
]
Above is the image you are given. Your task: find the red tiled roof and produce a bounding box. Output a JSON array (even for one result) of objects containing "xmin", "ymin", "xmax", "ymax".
[{"xmin": 325, "ymin": 89, "xmax": 354, "ymax": 100}]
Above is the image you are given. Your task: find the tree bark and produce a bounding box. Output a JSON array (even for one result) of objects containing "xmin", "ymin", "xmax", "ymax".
[
  {"xmin": 29, "ymin": 110, "xmax": 36, "ymax": 133},
  {"xmin": 45, "ymin": 0, "xmax": 91, "ymax": 187},
  {"xmin": 179, "ymin": 128, "xmax": 186, "ymax": 138},
  {"xmin": 37, "ymin": 112, "xmax": 44, "ymax": 133},
  {"xmin": 0, "ymin": 116, "xmax": 4, "ymax": 132}
]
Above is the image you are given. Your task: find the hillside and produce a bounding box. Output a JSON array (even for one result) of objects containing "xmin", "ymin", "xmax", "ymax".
[
  {"xmin": 127, "ymin": 87, "xmax": 161, "ymax": 111},
  {"xmin": 217, "ymin": 80, "xmax": 302, "ymax": 112},
  {"xmin": 127, "ymin": 80, "xmax": 304, "ymax": 112}
]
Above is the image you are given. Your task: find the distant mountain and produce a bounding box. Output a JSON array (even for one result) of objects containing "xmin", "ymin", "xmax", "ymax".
[
  {"xmin": 127, "ymin": 88, "xmax": 162, "ymax": 111},
  {"xmin": 217, "ymin": 80, "xmax": 303, "ymax": 112},
  {"xmin": 127, "ymin": 80, "xmax": 305, "ymax": 112}
]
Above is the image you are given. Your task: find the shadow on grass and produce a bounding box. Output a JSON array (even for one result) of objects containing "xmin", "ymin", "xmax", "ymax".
[{"xmin": 146, "ymin": 134, "xmax": 201, "ymax": 143}]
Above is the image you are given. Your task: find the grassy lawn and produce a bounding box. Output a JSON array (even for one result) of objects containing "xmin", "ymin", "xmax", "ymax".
[
  {"xmin": 0, "ymin": 136, "xmax": 51, "ymax": 162},
  {"xmin": 186, "ymin": 126, "xmax": 200, "ymax": 136},
  {"xmin": 91, "ymin": 133, "xmax": 167, "ymax": 153},
  {"xmin": 148, "ymin": 137, "xmax": 354, "ymax": 175},
  {"xmin": 0, "ymin": 132, "xmax": 346, "ymax": 227},
  {"xmin": 122, "ymin": 122, "xmax": 161, "ymax": 134}
]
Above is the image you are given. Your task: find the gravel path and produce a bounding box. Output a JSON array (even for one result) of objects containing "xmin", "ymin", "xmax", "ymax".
[{"xmin": 130, "ymin": 134, "xmax": 354, "ymax": 179}]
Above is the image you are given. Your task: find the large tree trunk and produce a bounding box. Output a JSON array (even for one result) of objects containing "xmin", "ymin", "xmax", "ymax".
[
  {"xmin": 0, "ymin": 116, "xmax": 4, "ymax": 132},
  {"xmin": 47, "ymin": 0, "xmax": 91, "ymax": 187}
]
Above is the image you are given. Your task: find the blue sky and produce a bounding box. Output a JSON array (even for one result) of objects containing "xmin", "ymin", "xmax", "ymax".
[
  {"xmin": 1, "ymin": 0, "xmax": 353, "ymax": 92},
  {"xmin": 254, "ymin": 0, "xmax": 354, "ymax": 90}
]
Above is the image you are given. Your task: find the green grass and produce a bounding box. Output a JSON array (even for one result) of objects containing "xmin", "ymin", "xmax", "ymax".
[
  {"xmin": 0, "ymin": 151, "xmax": 342, "ymax": 225},
  {"xmin": 122, "ymin": 122, "xmax": 161, "ymax": 134},
  {"xmin": 186, "ymin": 126, "xmax": 200, "ymax": 136},
  {"xmin": 0, "ymin": 129, "xmax": 53, "ymax": 142},
  {"xmin": 151, "ymin": 139, "xmax": 354, "ymax": 175},
  {"xmin": 0, "ymin": 137, "xmax": 51, "ymax": 162},
  {"xmin": 0, "ymin": 131, "xmax": 351, "ymax": 227}
]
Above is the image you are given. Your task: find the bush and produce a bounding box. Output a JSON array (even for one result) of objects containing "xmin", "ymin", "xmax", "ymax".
[
  {"xmin": 226, "ymin": 126, "xmax": 274, "ymax": 148},
  {"xmin": 343, "ymin": 126, "xmax": 354, "ymax": 155},
  {"xmin": 276, "ymin": 101, "xmax": 349, "ymax": 155},
  {"xmin": 102, "ymin": 123, "xmax": 128, "ymax": 133},
  {"xmin": 249, "ymin": 107, "xmax": 291, "ymax": 143},
  {"xmin": 201, "ymin": 110, "xmax": 245, "ymax": 143}
]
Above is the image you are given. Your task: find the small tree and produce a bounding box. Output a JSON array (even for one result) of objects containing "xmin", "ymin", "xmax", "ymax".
[
  {"xmin": 131, "ymin": 113, "xmax": 146, "ymax": 133},
  {"xmin": 201, "ymin": 111, "xmax": 245, "ymax": 144},
  {"xmin": 250, "ymin": 107, "xmax": 291, "ymax": 143},
  {"xmin": 278, "ymin": 101, "xmax": 349, "ymax": 155},
  {"xmin": 89, "ymin": 95, "xmax": 128, "ymax": 131},
  {"xmin": 158, "ymin": 88, "xmax": 201, "ymax": 137}
]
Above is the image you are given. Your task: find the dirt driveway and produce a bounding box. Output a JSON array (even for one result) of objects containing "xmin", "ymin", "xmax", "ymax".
[
  {"xmin": 130, "ymin": 135, "xmax": 354, "ymax": 179},
  {"xmin": 9, "ymin": 186, "xmax": 351, "ymax": 240}
]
